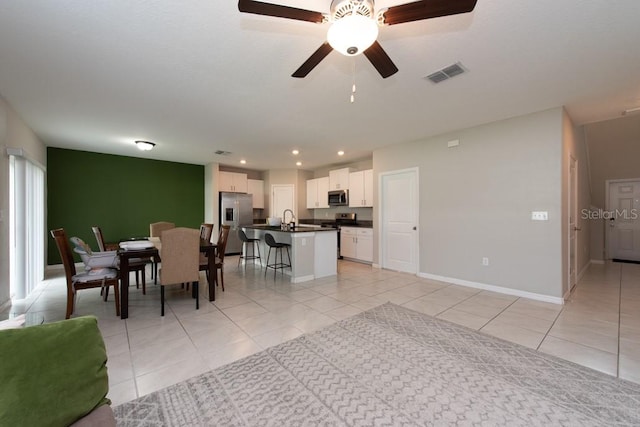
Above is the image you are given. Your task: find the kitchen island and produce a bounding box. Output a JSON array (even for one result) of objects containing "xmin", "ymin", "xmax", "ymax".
[{"xmin": 242, "ymin": 225, "xmax": 337, "ymax": 283}]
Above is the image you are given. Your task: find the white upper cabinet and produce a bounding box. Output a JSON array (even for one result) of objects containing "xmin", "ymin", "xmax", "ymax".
[
  {"xmin": 247, "ymin": 179, "xmax": 264, "ymax": 209},
  {"xmin": 219, "ymin": 171, "xmax": 248, "ymax": 193},
  {"xmin": 306, "ymin": 176, "xmax": 329, "ymax": 209},
  {"xmin": 329, "ymin": 168, "xmax": 352, "ymax": 190},
  {"xmin": 349, "ymin": 169, "xmax": 374, "ymax": 207}
]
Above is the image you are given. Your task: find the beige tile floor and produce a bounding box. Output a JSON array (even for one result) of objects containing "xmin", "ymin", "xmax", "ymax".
[{"xmin": 5, "ymin": 258, "xmax": 640, "ymax": 406}]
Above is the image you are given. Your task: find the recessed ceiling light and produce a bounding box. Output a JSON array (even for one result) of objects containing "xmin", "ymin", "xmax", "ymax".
[
  {"xmin": 292, "ymin": 150, "xmax": 299, "ymax": 155},
  {"xmin": 337, "ymin": 150, "xmax": 345, "ymax": 156},
  {"xmin": 240, "ymin": 159, "xmax": 246, "ymax": 164},
  {"xmin": 135, "ymin": 140, "xmax": 155, "ymax": 151},
  {"xmin": 296, "ymin": 161, "xmax": 302, "ymax": 166}
]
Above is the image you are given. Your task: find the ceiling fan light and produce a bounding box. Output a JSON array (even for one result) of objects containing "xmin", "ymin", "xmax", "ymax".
[{"xmin": 327, "ymin": 15, "xmax": 378, "ymax": 56}]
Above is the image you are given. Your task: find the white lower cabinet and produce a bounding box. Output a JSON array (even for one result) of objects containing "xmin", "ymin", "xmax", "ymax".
[{"xmin": 340, "ymin": 227, "xmax": 373, "ymax": 263}]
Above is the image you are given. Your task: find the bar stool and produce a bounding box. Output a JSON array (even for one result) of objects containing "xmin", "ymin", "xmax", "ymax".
[
  {"xmin": 237, "ymin": 229, "xmax": 261, "ymax": 268},
  {"xmin": 264, "ymin": 233, "xmax": 291, "ymax": 279}
]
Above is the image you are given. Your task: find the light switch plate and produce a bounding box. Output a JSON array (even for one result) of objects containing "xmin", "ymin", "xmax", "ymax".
[{"xmin": 531, "ymin": 211, "xmax": 548, "ymax": 221}]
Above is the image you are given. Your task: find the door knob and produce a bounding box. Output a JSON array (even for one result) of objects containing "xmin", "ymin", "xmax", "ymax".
[{"xmin": 413, "ymin": 226, "xmax": 417, "ymax": 230}]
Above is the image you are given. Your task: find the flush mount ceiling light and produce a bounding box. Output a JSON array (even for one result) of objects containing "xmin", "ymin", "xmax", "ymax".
[
  {"xmin": 337, "ymin": 150, "xmax": 345, "ymax": 156},
  {"xmin": 292, "ymin": 149, "xmax": 300, "ymax": 155},
  {"xmin": 240, "ymin": 159, "xmax": 247, "ymax": 164},
  {"xmin": 296, "ymin": 161, "xmax": 302, "ymax": 166},
  {"xmin": 135, "ymin": 140, "xmax": 155, "ymax": 151},
  {"xmin": 327, "ymin": 13, "xmax": 378, "ymax": 56}
]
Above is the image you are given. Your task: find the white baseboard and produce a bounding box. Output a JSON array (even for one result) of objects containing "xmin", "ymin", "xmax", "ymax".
[
  {"xmin": 590, "ymin": 259, "xmax": 605, "ymax": 265},
  {"xmin": 577, "ymin": 262, "xmax": 591, "ymax": 282},
  {"xmin": 291, "ymin": 275, "xmax": 315, "ymax": 283},
  {"xmin": 418, "ymin": 272, "xmax": 564, "ymax": 305},
  {"xmin": 46, "ymin": 262, "xmax": 85, "ymax": 274},
  {"xmin": 372, "ymin": 263, "xmax": 381, "ymax": 269},
  {"xmin": 46, "ymin": 263, "xmax": 65, "ymax": 272}
]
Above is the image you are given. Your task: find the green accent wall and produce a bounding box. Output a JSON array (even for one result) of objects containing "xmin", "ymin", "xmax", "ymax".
[{"xmin": 47, "ymin": 148, "xmax": 204, "ymax": 264}]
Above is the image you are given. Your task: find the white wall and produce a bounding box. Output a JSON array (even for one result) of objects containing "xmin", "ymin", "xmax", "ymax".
[
  {"xmin": 584, "ymin": 115, "xmax": 640, "ymax": 209},
  {"xmin": 204, "ymin": 162, "xmax": 219, "ymax": 237},
  {"xmin": 0, "ymin": 97, "xmax": 46, "ymax": 307},
  {"xmin": 374, "ymin": 108, "xmax": 565, "ymax": 299}
]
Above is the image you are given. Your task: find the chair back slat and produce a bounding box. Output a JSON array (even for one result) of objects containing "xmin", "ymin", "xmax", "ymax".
[
  {"xmin": 91, "ymin": 226, "xmax": 107, "ymax": 252},
  {"xmin": 50, "ymin": 228, "xmax": 77, "ymax": 280},
  {"xmin": 216, "ymin": 225, "xmax": 231, "ymax": 262},
  {"xmin": 200, "ymin": 223, "xmax": 214, "ymax": 242}
]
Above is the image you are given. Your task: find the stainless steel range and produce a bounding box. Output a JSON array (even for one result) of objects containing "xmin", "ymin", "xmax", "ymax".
[{"xmin": 320, "ymin": 213, "xmax": 357, "ymax": 258}]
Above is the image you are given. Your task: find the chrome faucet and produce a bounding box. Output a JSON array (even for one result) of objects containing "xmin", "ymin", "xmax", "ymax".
[{"xmin": 283, "ymin": 209, "xmax": 295, "ymax": 225}]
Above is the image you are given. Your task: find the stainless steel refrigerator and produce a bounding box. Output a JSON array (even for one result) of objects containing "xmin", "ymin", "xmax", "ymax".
[{"xmin": 219, "ymin": 192, "xmax": 253, "ymax": 255}]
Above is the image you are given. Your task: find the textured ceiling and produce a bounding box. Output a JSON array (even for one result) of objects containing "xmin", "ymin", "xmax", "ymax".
[{"xmin": 0, "ymin": 0, "xmax": 639, "ymax": 170}]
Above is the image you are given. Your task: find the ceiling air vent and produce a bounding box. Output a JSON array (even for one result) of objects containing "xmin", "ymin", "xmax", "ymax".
[
  {"xmin": 425, "ymin": 62, "xmax": 466, "ymax": 84},
  {"xmin": 214, "ymin": 150, "xmax": 232, "ymax": 156}
]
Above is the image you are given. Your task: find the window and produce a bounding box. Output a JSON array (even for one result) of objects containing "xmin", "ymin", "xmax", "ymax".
[{"xmin": 9, "ymin": 151, "xmax": 45, "ymax": 299}]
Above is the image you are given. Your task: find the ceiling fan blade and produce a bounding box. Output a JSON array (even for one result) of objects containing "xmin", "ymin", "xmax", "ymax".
[
  {"xmin": 382, "ymin": 0, "xmax": 477, "ymax": 26},
  {"xmin": 363, "ymin": 41, "xmax": 398, "ymax": 79},
  {"xmin": 238, "ymin": 0, "xmax": 324, "ymax": 23},
  {"xmin": 292, "ymin": 43, "xmax": 333, "ymax": 78}
]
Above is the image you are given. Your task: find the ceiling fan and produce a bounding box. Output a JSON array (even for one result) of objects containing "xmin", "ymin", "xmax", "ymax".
[{"xmin": 238, "ymin": 0, "xmax": 477, "ymax": 78}]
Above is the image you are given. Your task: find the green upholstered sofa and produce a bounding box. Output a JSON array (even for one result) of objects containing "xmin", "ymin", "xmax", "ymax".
[{"xmin": 0, "ymin": 316, "xmax": 116, "ymax": 426}]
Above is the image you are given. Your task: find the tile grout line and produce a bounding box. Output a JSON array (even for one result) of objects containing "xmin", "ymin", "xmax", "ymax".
[
  {"xmin": 616, "ymin": 263, "xmax": 622, "ymax": 378},
  {"xmin": 476, "ymin": 296, "xmax": 521, "ymax": 332}
]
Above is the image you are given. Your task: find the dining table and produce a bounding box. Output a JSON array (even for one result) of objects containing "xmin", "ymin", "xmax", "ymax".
[{"xmin": 117, "ymin": 238, "xmax": 217, "ymax": 319}]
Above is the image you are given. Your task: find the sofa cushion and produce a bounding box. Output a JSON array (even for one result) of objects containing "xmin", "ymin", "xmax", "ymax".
[
  {"xmin": 69, "ymin": 403, "xmax": 116, "ymax": 427},
  {"xmin": 0, "ymin": 316, "xmax": 110, "ymax": 427}
]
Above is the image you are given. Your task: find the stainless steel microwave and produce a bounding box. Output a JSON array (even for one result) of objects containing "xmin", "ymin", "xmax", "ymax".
[{"xmin": 328, "ymin": 190, "xmax": 348, "ymax": 206}]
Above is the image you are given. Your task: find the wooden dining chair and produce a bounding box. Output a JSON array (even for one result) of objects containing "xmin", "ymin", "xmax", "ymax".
[
  {"xmin": 158, "ymin": 227, "xmax": 200, "ymax": 316},
  {"xmin": 92, "ymin": 226, "xmax": 150, "ymax": 294},
  {"xmin": 184, "ymin": 223, "xmax": 214, "ymax": 293},
  {"xmin": 199, "ymin": 225, "xmax": 230, "ymax": 292},
  {"xmin": 199, "ymin": 223, "xmax": 214, "ymax": 242},
  {"xmin": 149, "ymin": 221, "xmax": 175, "ymax": 284},
  {"xmin": 50, "ymin": 228, "xmax": 120, "ymax": 319}
]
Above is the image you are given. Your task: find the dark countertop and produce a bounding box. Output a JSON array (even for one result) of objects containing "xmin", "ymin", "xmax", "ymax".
[
  {"xmin": 340, "ymin": 222, "xmax": 373, "ymax": 229},
  {"xmin": 242, "ymin": 224, "xmax": 337, "ymax": 233},
  {"xmin": 298, "ymin": 219, "xmax": 373, "ymax": 228}
]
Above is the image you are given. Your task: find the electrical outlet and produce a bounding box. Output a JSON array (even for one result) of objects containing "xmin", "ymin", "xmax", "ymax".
[{"xmin": 482, "ymin": 257, "xmax": 489, "ymax": 266}]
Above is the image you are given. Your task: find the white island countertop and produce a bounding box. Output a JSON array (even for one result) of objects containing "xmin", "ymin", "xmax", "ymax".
[{"xmin": 242, "ymin": 225, "xmax": 337, "ymax": 283}]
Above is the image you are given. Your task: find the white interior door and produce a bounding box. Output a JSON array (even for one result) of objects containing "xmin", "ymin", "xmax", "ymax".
[
  {"xmin": 271, "ymin": 184, "xmax": 295, "ymax": 221},
  {"xmin": 568, "ymin": 156, "xmax": 578, "ymax": 294},
  {"xmin": 380, "ymin": 168, "xmax": 418, "ymax": 273},
  {"xmin": 608, "ymin": 180, "xmax": 640, "ymax": 261}
]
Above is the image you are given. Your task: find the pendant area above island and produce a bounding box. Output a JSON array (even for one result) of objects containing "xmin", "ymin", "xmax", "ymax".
[{"xmin": 242, "ymin": 225, "xmax": 337, "ymax": 283}]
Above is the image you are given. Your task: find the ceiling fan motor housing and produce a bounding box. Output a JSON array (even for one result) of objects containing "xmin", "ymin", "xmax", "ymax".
[{"xmin": 330, "ymin": 0, "xmax": 375, "ymax": 20}]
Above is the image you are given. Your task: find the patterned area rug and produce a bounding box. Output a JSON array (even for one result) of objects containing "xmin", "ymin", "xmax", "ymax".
[{"xmin": 114, "ymin": 303, "xmax": 640, "ymax": 426}]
